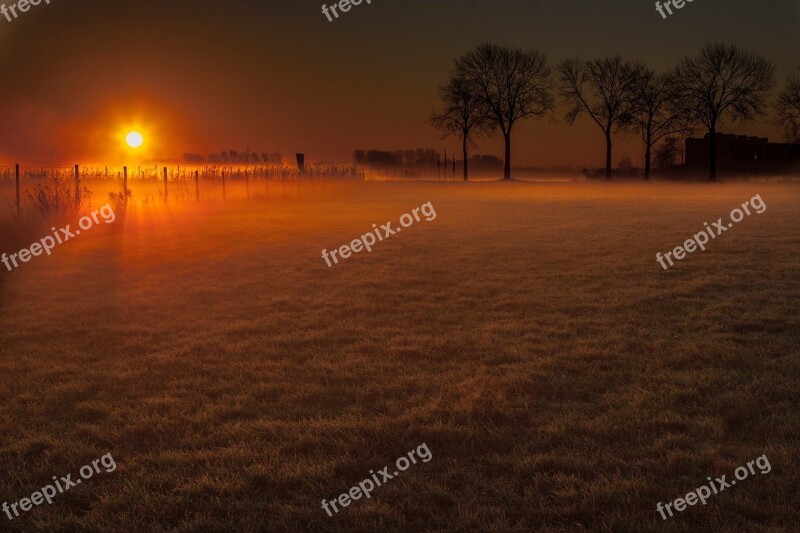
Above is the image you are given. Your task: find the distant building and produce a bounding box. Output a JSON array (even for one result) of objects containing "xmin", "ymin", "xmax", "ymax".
[{"xmin": 685, "ymin": 133, "xmax": 800, "ymax": 174}]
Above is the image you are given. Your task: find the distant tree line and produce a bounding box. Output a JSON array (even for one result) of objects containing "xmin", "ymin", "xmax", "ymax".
[
  {"xmin": 467, "ymin": 154, "xmax": 503, "ymax": 171},
  {"xmin": 183, "ymin": 150, "xmax": 283, "ymax": 165},
  {"xmin": 431, "ymin": 42, "xmax": 798, "ymax": 181},
  {"xmin": 353, "ymin": 149, "xmax": 439, "ymax": 167}
]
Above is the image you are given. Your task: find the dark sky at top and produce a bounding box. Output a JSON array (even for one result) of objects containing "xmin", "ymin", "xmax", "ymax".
[{"xmin": 0, "ymin": 0, "xmax": 797, "ymax": 165}]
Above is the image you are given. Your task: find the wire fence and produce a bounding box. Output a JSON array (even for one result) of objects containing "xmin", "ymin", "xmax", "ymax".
[
  {"xmin": 0, "ymin": 162, "xmax": 369, "ymax": 217},
  {"xmin": 0, "ymin": 163, "xmax": 364, "ymax": 181}
]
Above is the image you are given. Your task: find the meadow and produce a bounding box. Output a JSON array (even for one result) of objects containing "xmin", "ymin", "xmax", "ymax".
[{"xmin": 0, "ymin": 179, "xmax": 798, "ymax": 531}]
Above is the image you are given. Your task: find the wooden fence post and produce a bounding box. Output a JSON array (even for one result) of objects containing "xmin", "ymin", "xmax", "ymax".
[
  {"xmin": 74, "ymin": 164, "xmax": 80, "ymax": 206},
  {"xmin": 15, "ymin": 163, "xmax": 20, "ymax": 216},
  {"xmin": 123, "ymin": 166, "xmax": 128, "ymax": 204},
  {"xmin": 163, "ymin": 167, "xmax": 168, "ymax": 202}
]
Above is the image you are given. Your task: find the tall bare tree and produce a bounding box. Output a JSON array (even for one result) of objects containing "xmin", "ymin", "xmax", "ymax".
[
  {"xmin": 629, "ymin": 71, "xmax": 695, "ymax": 180},
  {"xmin": 430, "ymin": 75, "xmax": 491, "ymax": 181},
  {"xmin": 558, "ymin": 56, "xmax": 645, "ymax": 180},
  {"xmin": 775, "ymin": 71, "xmax": 800, "ymax": 143},
  {"xmin": 456, "ymin": 44, "xmax": 553, "ymax": 180},
  {"xmin": 673, "ymin": 43, "xmax": 775, "ymax": 181}
]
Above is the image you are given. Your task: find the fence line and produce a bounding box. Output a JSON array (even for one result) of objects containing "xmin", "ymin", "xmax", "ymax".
[{"xmin": 1, "ymin": 162, "xmax": 366, "ymax": 218}]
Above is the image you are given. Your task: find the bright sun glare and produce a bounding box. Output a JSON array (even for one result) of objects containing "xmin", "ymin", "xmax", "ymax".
[{"xmin": 126, "ymin": 131, "xmax": 144, "ymax": 149}]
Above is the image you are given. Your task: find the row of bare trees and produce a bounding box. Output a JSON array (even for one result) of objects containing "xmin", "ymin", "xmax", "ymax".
[{"xmin": 431, "ymin": 43, "xmax": 798, "ymax": 181}]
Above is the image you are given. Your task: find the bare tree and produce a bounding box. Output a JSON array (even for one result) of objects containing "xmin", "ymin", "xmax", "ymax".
[
  {"xmin": 558, "ymin": 56, "xmax": 645, "ymax": 180},
  {"xmin": 456, "ymin": 44, "xmax": 553, "ymax": 180},
  {"xmin": 430, "ymin": 74, "xmax": 491, "ymax": 181},
  {"xmin": 629, "ymin": 71, "xmax": 695, "ymax": 180},
  {"xmin": 673, "ymin": 43, "xmax": 775, "ymax": 181},
  {"xmin": 775, "ymin": 71, "xmax": 800, "ymax": 143}
]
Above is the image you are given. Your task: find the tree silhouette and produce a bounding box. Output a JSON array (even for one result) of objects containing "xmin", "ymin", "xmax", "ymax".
[
  {"xmin": 776, "ymin": 71, "xmax": 800, "ymax": 143},
  {"xmin": 430, "ymin": 74, "xmax": 491, "ymax": 181},
  {"xmin": 673, "ymin": 43, "xmax": 775, "ymax": 181},
  {"xmin": 629, "ymin": 71, "xmax": 695, "ymax": 180},
  {"xmin": 456, "ymin": 44, "xmax": 553, "ymax": 179},
  {"xmin": 558, "ymin": 56, "xmax": 645, "ymax": 180}
]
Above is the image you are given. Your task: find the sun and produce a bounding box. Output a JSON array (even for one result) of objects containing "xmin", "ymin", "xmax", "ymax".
[{"xmin": 125, "ymin": 131, "xmax": 144, "ymax": 149}]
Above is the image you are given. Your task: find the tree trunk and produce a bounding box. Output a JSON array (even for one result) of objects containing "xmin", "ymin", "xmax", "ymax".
[
  {"xmin": 462, "ymin": 136, "xmax": 469, "ymax": 182},
  {"xmin": 709, "ymin": 123, "xmax": 717, "ymax": 181},
  {"xmin": 605, "ymin": 130, "xmax": 613, "ymax": 180},
  {"xmin": 644, "ymin": 131, "xmax": 652, "ymax": 181},
  {"xmin": 503, "ymin": 132, "xmax": 512, "ymax": 180}
]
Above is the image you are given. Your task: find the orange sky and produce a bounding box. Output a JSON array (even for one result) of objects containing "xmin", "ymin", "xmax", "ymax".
[{"xmin": 0, "ymin": 0, "xmax": 797, "ymax": 167}]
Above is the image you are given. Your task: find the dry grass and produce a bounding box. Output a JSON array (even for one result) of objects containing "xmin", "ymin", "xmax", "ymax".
[{"xmin": 0, "ymin": 181, "xmax": 798, "ymax": 532}]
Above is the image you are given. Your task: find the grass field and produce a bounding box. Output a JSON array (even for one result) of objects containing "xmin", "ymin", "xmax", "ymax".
[{"xmin": 0, "ymin": 180, "xmax": 799, "ymax": 532}]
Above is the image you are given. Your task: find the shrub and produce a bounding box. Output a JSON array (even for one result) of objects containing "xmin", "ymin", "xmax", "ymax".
[{"xmin": 25, "ymin": 178, "xmax": 92, "ymax": 220}]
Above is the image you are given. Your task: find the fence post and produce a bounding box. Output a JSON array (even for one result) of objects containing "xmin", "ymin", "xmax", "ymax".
[
  {"xmin": 74, "ymin": 164, "xmax": 80, "ymax": 206},
  {"xmin": 195, "ymin": 170, "xmax": 199, "ymax": 202},
  {"xmin": 123, "ymin": 166, "xmax": 128, "ymax": 204},
  {"xmin": 163, "ymin": 167, "xmax": 168, "ymax": 202},
  {"xmin": 15, "ymin": 163, "xmax": 20, "ymax": 216}
]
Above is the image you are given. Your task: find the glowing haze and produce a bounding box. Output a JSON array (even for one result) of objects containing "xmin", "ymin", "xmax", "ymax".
[{"xmin": 0, "ymin": 0, "xmax": 797, "ymax": 166}]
